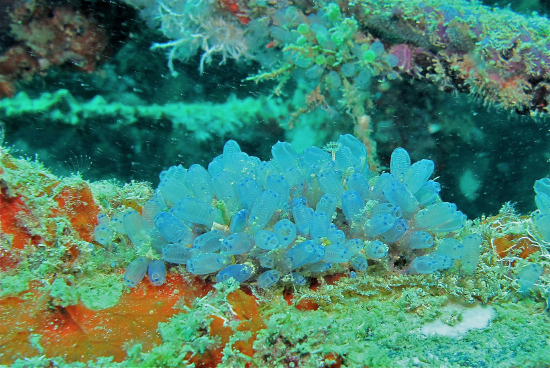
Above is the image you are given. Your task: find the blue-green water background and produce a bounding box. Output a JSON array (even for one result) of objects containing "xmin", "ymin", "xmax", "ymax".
[{"xmin": 1, "ymin": 0, "xmax": 549, "ymax": 220}]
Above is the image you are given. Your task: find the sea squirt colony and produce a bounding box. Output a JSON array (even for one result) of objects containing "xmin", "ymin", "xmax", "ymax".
[{"xmin": 94, "ymin": 134, "xmax": 484, "ymax": 288}]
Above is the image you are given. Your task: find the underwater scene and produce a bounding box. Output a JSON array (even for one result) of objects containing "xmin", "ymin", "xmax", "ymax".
[{"xmin": 2, "ymin": 0, "xmax": 550, "ymax": 366}]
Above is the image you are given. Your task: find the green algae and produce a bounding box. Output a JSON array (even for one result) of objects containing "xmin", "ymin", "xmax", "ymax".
[{"xmin": 76, "ymin": 273, "xmax": 124, "ymax": 310}]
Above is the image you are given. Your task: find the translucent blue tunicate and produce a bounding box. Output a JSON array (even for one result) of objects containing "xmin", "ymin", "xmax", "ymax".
[
  {"xmin": 322, "ymin": 245, "xmax": 351, "ymax": 263},
  {"xmin": 380, "ymin": 218, "xmax": 409, "ymax": 243},
  {"xmin": 122, "ymin": 209, "xmax": 151, "ymax": 250},
  {"xmin": 351, "ymin": 254, "xmax": 369, "ymax": 271},
  {"xmin": 221, "ymin": 233, "xmax": 254, "ymax": 255},
  {"xmin": 229, "ymin": 209, "xmax": 248, "ymax": 234},
  {"xmin": 186, "ymin": 164, "xmax": 213, "ymax": 203},
  {"xmin": 259, "ymin": 253, "xmax": 275, "ymax": 268},
  {"xmin": 148, "ymin": 260, "xmax": 166, "ymax": 286},
  {"xmin": 290, "ymin": 196, "xmax": 307, "ymax": 208},
  {"xmin": 370, "ymin": 173, "xmax": 399, "ymax": 201},
  {"xmin": 254, "ymin": 230, "xmax": 279, "ymax": 250},
  {"xmin": 517, "ymin": 264, "xmax": 543, "ymax": 292},
  {"xmin": 173, "ymin": 198, "xmax": 222, "ymax": 228},
  {"xmin": 222, "ymin": 139, "xmax": 242, "ymax": 167},
  {"xmin": 383, "ymin": 181, "xmax": 419, "ymax": 218},
  {"xmin": 343, "ymin": 238, "xmax": 363, "ymax": 256},
  {"xmin": 291, "ymin": 272, "xmax": 307, "ymax": 286},
  {"xmin": 431, "ymin": 252, "xmax": 453, "ymax": 270},
  {"xmin": 403, "ymin": 159, "xmax": 434, "ymax": 195},
  {"xmin": 142, "ymin": 196, "xmax": 165, "ymax": 229},
  {"xmin": 338, "ymin": 134, "xmax": 367, "ymax": 167},
  {"xmin": 408, "ymin": 231, "xmax": 434, "ymax": 250},
  {"xmin": 533, "ymin": 212, "xmax": 550, "ymax": 242},
  {"xmin": 411, "ymin": 255, "xmax": 438, "ymax": 274},
  {"xmin": 307, "ymin": 244, "xmax": 326, "ymax": 264},
  {"xmin": 186, "ymin": 253, "xmax": 232, "ymax": 275},
  {"xmin": 162, "ymin": 243, "xmax": 195, "ymax": 264},
  {"xmin": 535, "ymin": 178, "xmax": 550, "ymax": 215},
  {"xmin": 237, "ymin": 177, "xmax": 262, "ymax": 211},
  {"xmin": 211, "ymin": 172, "xmax": 240, "ymax": 212},
  {"xmin": 193, "ymin": 230, "xmax": 225, "ymax": 253},
  {"xmin": 94, "ymin": 223, "xmax": 113, "ymax": 247},
  {"xmin": 216, "ymin": 264, "xmax": 254, "ymax": 283},
  {"xmin": 110, "ymin": 212, "xmax": 126, "ymax": 233},
  {"xmin": 390, "ymin": 148, "xmax": 411, "ymax": 180},
  {"xmin": 316, "ymin": 193, "xmax": 338, "ymax": 220},
  {"xmin": 350, "ymin": 271, "xmax": 357, "ymax": 278},
  {"xmin": 97, "ymin": 211, "xmax": 109, "ymax": 225},
  {"xmin": 257, "ymin": 269, "xmax": 280, "ymax": 288},
  {"xmin": 437, "ymin": 238, "xmax": 464, "ymax": 259},
  {"xmin": 364, "ymin": 213, "xmax": 396, "ymax": 237},
  {"xmin": 301, "ymin": 146, "xmax": 331, "ymax": 176},
  {"xmin": 346, "ymin": 173, "xmax": 370, "ymax": 201},
  {"xmin": 342, "ymin": 190, "xmax": 365, "ymax": 224},
  {"xmin": 461, "ymin": 234, "xmax": 482, "ymax": 274},
  {"xmin": 150, "ymin": 228, "xmax": 169, "ymax": 255},
  {"xmin": 415, "ymin": 181, "xmax": 441, "ymax": 206},
  {"xmin": 370, "ymin": 202, "xmax": 402, "ymax": 218},
  {"xmin": 327, "ymin": 229, "xmax": 346, "ymax": 247},
  {"xmin": 286, "ymin": 240, "xmax": 317, "ymax": 269},
  {"xmin": 310, "ymin": 211, "xmax": 330, "ymax": 243},
  {"xmin": 254, "ymin": 161, "xmax": 275, "ymax": 188},
  {"xmin": 225, "ymin": 152, "xmax": 255, "ymax": 181},
  {"xmin": 271, "ymin": 141, "xmax": 301, "ymax": 176},
  {"xmin": 158, "ymin": 165, "xmax": 193, "ymax": 205},
  {"xmin": 249, "ymin": 190, "xmax": 279, "ymax": 233},
  {"xmin": 413, "ymin": 202, "xmax": 466, "ymax": 233},
  {"xmin": 335, "ymin": 146, "xmax": 361, "ymax": 174},
  {"xmin": 124, "ymin": 257, "xmax": 150, "ymax": 288},
  {"xmin": 273, "ymin": 219, "xmax": 297, "ymax": 246},
  {"xmin": 318, "ymin": 170, "xmax": 345, "ymax": 203},
  {"xmin": 365, "ymin": 240, "xmax": 388, "ymax": 259},
  {"xmin": 304, "ymin": 262, "xmax": 332, "ymax": 273},
  {"xmin": 208, "ymin": 155, "xmax": 224, "ymax": 177},
  {"xmin": 154, "ymin": 212, "xmax": 193, "ymax": 245},
  {"xmin": 266, "ymin": 174, "xmax": 290, "ymax": 207},
  {"xmin": 292, "ymin": 204, "xmax": 314, "ymax": 235}
]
